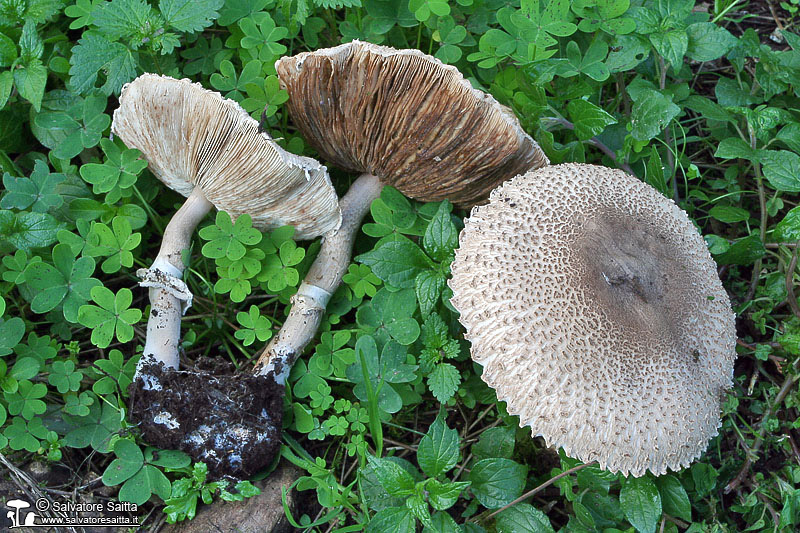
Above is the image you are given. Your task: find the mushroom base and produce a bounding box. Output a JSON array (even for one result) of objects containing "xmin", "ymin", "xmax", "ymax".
[{"xmin": 129, "ymin": 359, "xmax": 283, "ymax": 480}]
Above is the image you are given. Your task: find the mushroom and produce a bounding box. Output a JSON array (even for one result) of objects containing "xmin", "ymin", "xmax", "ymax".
[
  {"xmin": 111, "ymin": 74, "xmax": 340, "ymax": 373},
  {"xmin": 111, "ymin": 74, "xmax": 341, "ymax": 478},
  {"xmin": 254, "ymin": 40, "xmax": 548, "ymax": 380},
  {"xmin": 448, "ymin": 163, "xmax": 737, "ymax": 477}
]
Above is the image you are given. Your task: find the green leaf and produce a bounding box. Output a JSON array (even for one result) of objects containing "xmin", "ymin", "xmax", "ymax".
[
  {"xmin": 708, "ymin": 205, "xmax": 750, "ymax": 224},
  {"xmin": 714, "ymin": 234, "xmax": 765, "ymax": 266},
  {"xmin": 655, "ymin": 475, "xmax": 691, "ymax": 522},
  {"xmin": 366, "ymin": 506, "xmax": 415, "ymax": 533},
  {"xmin": 357, "ymin": 239, "xmax": 435, "ymax": 289},
  {"xmin": 629, "ymin": 89, "xmax": 680, "ymax": 141},
  {"xmin": 714, "ymin": 138, "xmax": 758, "ymax": 161},
  {"xmin": 686, "ymin": 22, "xmax": 737, "ymax": 62},
  {"xmin": 426, "ymin": 479, "xmax": 469, "ymax": 511},
  {"xmin": 0, "ymin": 70, "xmax": 12, "ymax": 109},
  {"xmin": 427, "ymin": 363, "xmax": 460, "ymax": 403},
  {"xmin": 775, "ymin": 206, "xmax": 800, "ymax": 242},
  {"xmin": 0, "ymin": 210, "xmax": 63, "ymax": 251},
  {"xmin": 119, "ymin": 464, "xmax": 171, "ymax": 504},
  {"xmin": 418, "ymin": 412, "xmax": 460, "ymax": 477},
  {"xmin": 78, "ymin": 286, "xmax": 142, "ymax": 348},
  {"xmin": 0, "ymin": 318, "xmax": 25, "ymax": 356},
  {"xmin": 14, "ymin": 59, "xmax": 47, "ymax": 111},
  {"xmin": 690, "ymin": 463, "xmax": 718, "ymax": 498},
  {"xmin": 567, "ymin": 99, "xmax": 617, "ymax": 140},
  {"xmin": 160, "ymin": 0, "xmax": 223, "ymax": 32},
  {"xmin": 415, "ymin": 270, "xmax": 445, "ymax": 318},
  {"xmin": 102, "ymin": 439, "xmax": 144, "ymax": 486},
  {"xmin": 423, "ymin": 201, "xmax": 457, "ymax": 262},
  {"xmin": 761, "ymin": 150, "xmax": 800, "ymax": 192},
  {"xmin": 366, "ymin": 454, "xmax": 416, "ymax": 496},
  {"xmin": 69, "ymin": 31, "xmax": 137, "ymax": 95},
  {"xmin": 472, "ymin": 426, "xmax": 516, "ymax": 461},
  {"xmin": 620, "ymin": 476, "xmax": 662, "ymax": 533},
  {"xmin": 495, "ymin": 503, "xmax": 555, "ymax": 533},
  {"xmin": 0, "ymin": 31, "xmax": 16, "ymax": 67},
  {"xmin": 649, "ymin": 30, "xmax": 687, "ymax": 69},
  {"xmin": 469, "ymin": 458, "xmax": 528, "ymax": 509}
]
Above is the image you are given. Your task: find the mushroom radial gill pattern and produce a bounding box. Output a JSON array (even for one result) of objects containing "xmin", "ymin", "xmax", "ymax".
[
  {"xmin": 449, "ymin": 163, "xmax": 737, "ymax": 477},
  {"xmin": 111, "ymin": 74, "xmax": 341, "ymax": 239},
  {"xmin": 276, "ymin": 41, "xmax": 548, "ymax": 206}
]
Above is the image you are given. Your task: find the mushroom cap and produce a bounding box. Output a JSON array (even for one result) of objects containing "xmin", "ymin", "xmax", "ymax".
[
  {"xmin": 111, "ymin": 74, "xmax": 341, "ymax": 239},
  {"xmin": 449, "ymin": 163, "xmax": 737, "ymax": 477},
  {"xmin": 275, "ymin": 41, "xmax": 548, "ymax": 206}
]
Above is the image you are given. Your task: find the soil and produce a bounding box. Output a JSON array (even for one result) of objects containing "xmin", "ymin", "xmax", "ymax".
[{"xmin": 129, "ymin": 358, "xmax": 284, "ymax": 480}]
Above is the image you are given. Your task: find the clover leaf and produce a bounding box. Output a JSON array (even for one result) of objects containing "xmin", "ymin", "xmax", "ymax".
[
  {"xmin": 234, "ymin": 305, "xmax": 271, "ymax": 346},
  {"xmin": 25, "ymin": 243, "xmax": 101, "ymax": 321},
  {"xmin": 78, "ymin": 286, "xmax": 142, "ymax": 348},
  {"xmin": 80, "ymin": 138, "xmax": 147, "ymax": 203},
  {"xmin": 92, "ymin": 349, "xmax": 138, "ymax": 396},
  {"xmin": 49, "ymin": 360, "xmax": 84, "ymax": 393},
  {"xmin": 33, "ymin": 93, "xmax": 111, "ymax": 159},
  {"xmin": 1, "ymin": 160, "xmax": 65, "ymax": 212},
  {"xmin": 4, "ymin": 380, "xmax": 47, "ymax": 420},
  {"xmin": 200, "ymin": 211, "xmax": 262, "ymax": 261},
  {"xmin": 86, "ymin": 216, "xmax": 142, "ymax": 274}
]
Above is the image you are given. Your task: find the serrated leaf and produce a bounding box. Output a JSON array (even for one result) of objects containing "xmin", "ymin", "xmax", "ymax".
[
  {"xmin": 686, "ymin": 22, "xmax": 737, "ymax": 62},
  {"xmin": 620, "ymin": 476, "xmax": 662, "ymax": 533},
  {"xmin": 427, "ymin": 363, "xmax": 460, "ymax": 403},
  {"xmin": 69, "ymin": 32, "xmax": 137, "ymax": 95},
  {"xmin": 418, "ymin": 413, "xmax": 460, "ymax": 477},
  {"xmin": 654, "ymin": 475, "xmax": 691, "ymax": 522},
  {"xmin": 469, "ymin": 458, "xmax": 527, "ymax": 509},
  {"xmin": 160, "ymin": 0, "xmax": 223, "ymax": 32},
  {"xmin": 357, "ymin": 240, "xmax": 434, "ymax": 289},
  {"xmin": 761, "ymin": 150, "xmax": 800, "ymax": 192},
  {"xmin": 567, "ymin": 99, "xmax": 617, "ymax": 140},
  {"xmin": 630, "ymin": 90, "xmax": 680, "ymax": 141},
  {"xmin": 495, "ymin": 503, "xmax": 555, "ymax": 533}
]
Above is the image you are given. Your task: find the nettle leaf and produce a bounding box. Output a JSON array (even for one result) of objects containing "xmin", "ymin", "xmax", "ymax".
[
  {"xmin": 495, "ymin": 503, "xmax": 555, "ymax": 533},
  {"xmin": 686, "ymin": 22, "xmax": 737, "ymax": 62},
  {"xmin": 469, "ymin": 458, "xmax": 528, "ymax": 509},
  {"xmin": 649, "ymin": 30, "xmax": 687, "ymax": 70},
  {"xmin": 760, "ymin": 150, "xmax": 800, "ymax": 192},
  {"xmin": 417, "ymin": 412, "xmax": 459, "ymax": 477},
  {"xmin": 567, "ymin": 99, "xmax": 617, "ymax": 141},
  {"xmin": 775, "ymin": 206, "xmax": 800, "ymax": 241},
  {"xmin": 654, "ymin": 475, "xmax": 691, "ymax": 522},
  {"xmin": 423, "ymin": 201, "xmax": 457, "ymax": 262},
  {"xmin": 0, "ymin": 31, "xmax": 16, "ymax": 68},
  {"xmin": 366, "ymin": 454, "xmax": 416, "ymax": 496},
  {"xmin": 78, "ymin": 286, "xmax": 142, "ymax": 348},
  {"xmin": 69, "ymin": 31, "xmax": 138, "ymax": 95},
  {"xmin": 620, "ymin": 475, "xmax": 662, "ymax": 533},
  {"xmin": 366, "ymin": 506, "xmax": 415, "ymax": 533},
  {"xmin": 427, "ymin": 363, "xmax": 460, "ymax": 403},
  {"xmin": 160, "ymin": 0, "xmax": 223, "ymax": 33},
  {"xmin": 427, "ymin": 479, "xmax": 470, "ymax": 511},
  {"xmin": 357, "ymin": 239, "xmax": 435, "ymax": 289},
  {"xmin": 629, "ymin": 88, "xmax": 680, "ymax": 141},
  {"xmin": 0, "ymin": 209, "xmax": 63, "ymax": 251},
  {"xmin": 472, "ymin": 426, "xmax": 516, "ymax": 461}
]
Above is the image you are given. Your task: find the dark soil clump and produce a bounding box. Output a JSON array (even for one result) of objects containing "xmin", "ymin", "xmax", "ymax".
[{"xmin": 129, "ymin": 358, "xmax": 283, "ymax": 480}]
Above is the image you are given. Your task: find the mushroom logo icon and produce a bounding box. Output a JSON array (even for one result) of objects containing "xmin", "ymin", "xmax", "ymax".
[{"xmin": 6, "ymin": 499, "xmax": 37, "ymax": 528}]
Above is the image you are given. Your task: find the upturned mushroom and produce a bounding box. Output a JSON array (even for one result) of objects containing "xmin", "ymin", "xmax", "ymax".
[
  {"xmin": 449, "ymin": 163, "xmax": 737, "ymax": 477},
  {"xmin": 254, "ymin": 40, "xmax": 548, "ymax": 381},
  {"xmin": 111, "ymin": 74, "xmax": 341, "ymax": 477}
]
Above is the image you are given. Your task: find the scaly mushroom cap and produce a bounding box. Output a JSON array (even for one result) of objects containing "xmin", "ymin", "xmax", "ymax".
[
  {"xmin": 449, "ymin": 163, "xmax": 737, "ymax": 477},
  {"xmin": 275, "ymin": 41, "xmax": 548, "ymax": 206},
  {"xmin": 112, "ymin": 74, "xmax": 341, "ymax": 239}
]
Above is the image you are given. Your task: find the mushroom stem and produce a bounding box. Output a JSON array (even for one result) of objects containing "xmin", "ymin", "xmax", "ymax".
[
  {"xmin": 139, "ymin": 187, "xmax": 213, "ymax": 373},
  {"xmin": 254, "ymin": 173, "xmax": 383, "ymax": 382}
]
